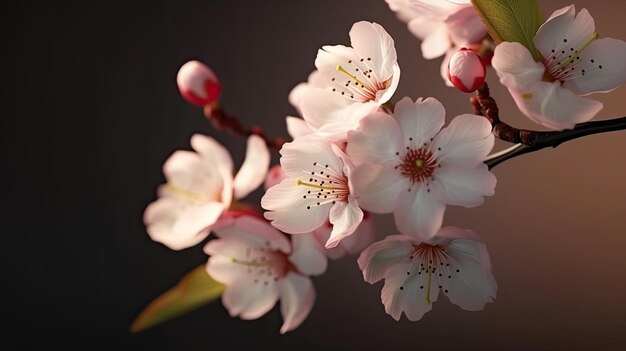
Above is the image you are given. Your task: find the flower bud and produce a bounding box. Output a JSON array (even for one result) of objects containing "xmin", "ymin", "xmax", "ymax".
[
  {"xmin": 176, "ymin": 60, "xmax": 221, "ymax": 106},
  {"xmin": 447, "ymin": 48, "xmax": 486, "ymax": 93}
]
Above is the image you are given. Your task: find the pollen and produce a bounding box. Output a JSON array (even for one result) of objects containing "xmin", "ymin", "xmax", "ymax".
[{"xmin": 397, "ymin": 147, "xmax": 437, "ymax": 184}]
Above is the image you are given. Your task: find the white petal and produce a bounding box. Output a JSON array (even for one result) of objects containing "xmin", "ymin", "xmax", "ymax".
[
  {"xmin": 563, "ymin": 38, "xmax": 626, "ymax": 95},
  {"xmin": 535, "ymin": 5, "xmax": 595, "ymax": 62},
  {"xmin": 206, "ymin": 254, "xmax": 243, "ymax": 286},
  {"xmin": 172, "ymin": 201, "xmax": 224, "ymax": 241},
  {"xmin": 443, "ymin": 238, "xmax": 497, "ymax": 311},
  {"xmin": 432, "ymin": 114, "xmax": 494, "ymax": 167},
  {"xmin": 393, "ymin": 97, "xmax": 445, "ymax": 147},
  {"xmin": 212, "ymin": 215, "xmax": 291, "ymax": 254},
  {"xmin": 189, "ymin": 134, "xmax": 234, "ymax": 175},
  {"xmin": 419, "ymin": 23, "xmax": 451, "ymax": 59},
  {"xmin": 286, "ymin": 116, "xmax": 313, "ymax": 139},
  {"xmin": 394, "ymin": 185, "xmax": 445, "ymax": 240},
  {"xmin": 233, "ymin": 135, "xmax": 270, "ymax": 199},
  {"xmin": 381, "ymin": 263, "xmax": 438, "ymax": 321},
  {"xmin": 162, "ymin": 150, "xmax": 222, "ymax": 202},
  {"xmin": 491, "ymin": 42, "xmax": 545, "ymax": 92},
  {"xmin": 327, "ymin": 196, "xmax": 364, "ymax": 248},
  {"xmin": 289, "ymin": 233, "xmax": 328, "ymax": 276},
  {"xmin": 508, "ymin": 81, "xmax": 603, "ymax": 130},
  {"xmin": 350, "ymin": 164, "xmax": 410, "ymax": 213},
  {"xmin": 357, "ymin": 234, "xmax": 414, "ymax": 283},
  {"xmin": 346, "ymin": 112, "xmax": 403, "ymax": 167},
  {"xmin": 288, "ymin": 70, "xmax": 327, "ymax": 112},
  {"xmin": 435, "ymin": 165, "xmax": 496, "ymax": 207},
  {"xmin": 279, "ymin": 273, "xmax": 315, "ymax": 334},
  {"xmin": 349, "ymin": 21, "xmax": 398, "ymax": 81},
  {"xmin": 221, "ymin": 277, "xmax": 280, "ymax": 320},
  {"xmin": 144, "ymin": 196, "xmax": 197, "ymax": 250},
  {"xmin": 440, "ymin": 50, "xmax": 455, "ymax": 87},
  {"xmin": 279, "ymin": 138, "xmax": 343, "ymax": 179},
  {"xmin": 340, "ymin": 212, "xmax": 378, "ymax": 256},
  {"xmin": 446, "ymin": 6, "xmax": 486, "ymax": 47}
]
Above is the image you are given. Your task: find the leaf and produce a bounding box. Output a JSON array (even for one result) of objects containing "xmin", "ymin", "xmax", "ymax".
[
  {"xmin": 131, "ymin": 265, "xmax": 225, "ymax": 332},
  {"xmin": 471, "ymin": 0, "xmax": 543, "ymax": 60}
]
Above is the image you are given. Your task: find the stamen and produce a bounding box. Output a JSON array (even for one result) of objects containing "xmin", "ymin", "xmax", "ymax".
[
  {"xmin": 296, "ymin": 179, "xmax": 342, "ymax": 191},
  {"xmin": 336, "ymin": 65, "xmax": 368, "ymax": 89}
]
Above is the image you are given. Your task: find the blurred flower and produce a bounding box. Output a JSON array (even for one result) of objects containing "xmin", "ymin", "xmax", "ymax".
[
  {"xmin": 176, "ymin": 60, "xmax": 221, "ymax": 106},
  {"xmin": 299, "ymin": 21, "xmax": 400, "ymax": 140},
  {"xmin": 205, "ymin": 216, "xmax": 326, "ymax": 334},
  {"xmin": 262, "ymin": 137, "xmax": 363, "ymax": 248},
  {"xmin": 357, "ymin": 226, "xmax": 497, "ymax": 321},
  {"xmin": 492, "ymin": 5, "xmax": 626, "ymax": 130},
  {"xmin": 447, "ymin": 48, "xmax": 486, "ymax": 93},
  {"xmin": 143, "ymin": 135, "xmax": 270, "ymax": 250},
  {"xmin": 347, "ymin": 97, "xmax": 495, "ymax": 240}
]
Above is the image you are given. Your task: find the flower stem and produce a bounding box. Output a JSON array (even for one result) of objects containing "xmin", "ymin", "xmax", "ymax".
[
  {"xmin": 203, "ymin": 103, "xmax": 287, "ymax": 150},
  {"xmin": 472, "ymin": 83, "xmax": 626, "ymax": 169}
]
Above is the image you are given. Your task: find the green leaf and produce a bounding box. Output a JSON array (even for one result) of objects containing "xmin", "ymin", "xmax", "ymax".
[
  {"xmin": 472, "ymin": 0, "xmax": 543, "ymax": 60},
  {"xmin": 131, "ymin": 265, "xmax": 224, "ymax": 332}
]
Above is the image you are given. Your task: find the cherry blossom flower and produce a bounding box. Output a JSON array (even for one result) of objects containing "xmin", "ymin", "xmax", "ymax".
[
  {"xmin": 176, "ymin": 60, "xmax": 221, "ymax": 106},
  {"xmin": 447, "ymin": 48, "xmax": 486, "ymax": 93},
  {"xmin": 262, "ymin": 137, "xmax": 363, "ymax": 248},
  {"xmin": 205, "ymin": 216, "xmax": 326, "ymax": 334},
  {"xmin": 311, "ymin": 211, "xmax": 377, "ymax": 260},
  {"xmin": 299, "ymin": 21, "xmax": 400, "ymax": 140},
  {"xmin": 492, "ymin": 5, "xmax": 626, "ymax": 130},
  {"xmin": 143, "ymin": 134, "xmax": 270, "ymax": 250},
  {"xmin": 347, "ymin": 97, "xmax": 495, "ymax": 240},
  {"xmin": 357, "ymin": 226, "xmax": 497, "ymax": 321}
]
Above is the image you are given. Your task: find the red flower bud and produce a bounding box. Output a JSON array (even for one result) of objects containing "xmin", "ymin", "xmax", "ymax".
[
  {"xmin": 447, "ymin": 48, "xmax": 486, "ymax": 93},
  {"xmin": 176, "ymin": 60, "xmax": 221, "ymax": 106}
]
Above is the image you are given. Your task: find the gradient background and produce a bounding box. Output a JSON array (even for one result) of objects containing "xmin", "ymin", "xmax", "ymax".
[{"xmin": 3, "ymin": 0, "xmax": 626, "ymax": 349}]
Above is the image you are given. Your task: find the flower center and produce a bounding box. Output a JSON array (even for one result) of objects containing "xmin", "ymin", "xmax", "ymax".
[
  {"xmin": 543, "ymin": 33, "xmax": 600, "ymax": 82},
  {"xmin": 397, "ymin": 147, "xmax": 437, "ymax": 184},
  {"xmin": 231, "ymin": 243, "xmax": 293, "ymax": 284},
  {"xmin": 329, "ymin": 57, "xmax": 391, "ymax": 102},
  {"xmin": 297, "ymin": 162, "xmax": 350, "ymax": 210}
]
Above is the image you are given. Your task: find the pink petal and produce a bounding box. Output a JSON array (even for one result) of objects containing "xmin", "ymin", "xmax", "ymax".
[
  {"xmin": 381, "ymin": 263, "xmax": 437, "ymax": 321},
  {"xmin": 279, "ymin": 273, "xmax": 315, "ymax": 334},
  {"xmin": 435, "ymin": 165, "xmax": 496, "ymax": 207},
  {"xmin": 189, "ymin": 134, "xmax": 234, "ymax": 175},
  {"xmin": 393, "ymin": 185, "xmax": 445, "ymax": 240},
  {"xmin": 419, "ymin": 23, "xmax": 451, "ymax": 59},
  {"xmin": 285, "ymin": 116, "xmax": 313, "ymax": 139},
  {"xmin": 357, "ymin": 234, "xmax": 414, "ymax": 283},
  {"xmin": 349, "ymin": 21, "xmax": 398, "ymax": 81},
  {"xmin": 491, "ymin": 42, "xmax": 545, "ymax": 92},
  {"xmin": 288, "ymin": 70, "xmax": 327, "ymax": 113},
  {"xmin": 534, "ymin": 5, "xmax": 595, "ymax": 62},
  {"xmin": 176, "ymin": 60, "xmax": 221, "ymax": 106},
  {"xmin": 172, "ymin": 201, "xmax": 224, "ymax": 239},
  {"xmin": 212, "ymin": 215, "xmax": 291, "ymax": 254},
  {"xmin": 312, "ymin": 224, "xmax": 348, "ymax": 260},
  {"xmin": 279, "ymin": 138, "xmax": 344, "ymax": 179},
  {"xmin": 439, "ymin": 50, "xmax": 455, "ymax": 87},
  {"xmin": 289, "ymin": 233, "xmax": 328, "ymax": 276},
  {"xmin": 264, "ymin": 165, "xmax": 286, "ymax": 190},
  {"xmin": 350, "ymin": 164, "xmax": 410, "ymax": 213},
  {"xmin": 233, "ymin": 135, "xmax": 270, "ymax": 199},
  {"xmin": 340, "ymin": 212, "xmax": 378, "ymax": 256},
  {"xmin": 162, "ymin": 150, "xmax": 222, "ymax": 201},
  {"xmin": 346, "ymin": 112, "xmax": 403, "ymax": 167},
  {"xmin": 563, "ymin": 38, "xmax": 626, "ymax": 95},
  {"xmin": 144, "ymin": 197, "xmax": 198, "ymax": 250},
  {"xmin": 445, "ymin": 6, "xmax": 486, "ymax": 47},
  {"xmin": 327, "ymin": 196, "xmax": 364, "ymax": 248},
  {"xmin": 221, "ymin": 277, "xmax": 280, "ymax": 320},
  {"xmin": 393, "ymin": 97, "xmax": 445, "ymax": 146},
  {"xmin": 432, "ymin": 114, "xmax": 494, "ymax": 167}
]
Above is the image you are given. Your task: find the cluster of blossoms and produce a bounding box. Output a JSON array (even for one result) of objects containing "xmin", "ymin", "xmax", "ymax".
[{"xmin": 142, "ymin": 1, "xmax": 626, "ymax": 334}]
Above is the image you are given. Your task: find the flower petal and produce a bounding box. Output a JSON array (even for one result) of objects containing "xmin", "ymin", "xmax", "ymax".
[
  {"xmin": 162, "ymin": 150, "xmax": 222, "ymax": 202},
  {"xmin": 221, "ymin": 276, "xmax": 280, "ymax": 320},
  {"xmin": 340, "ymin": 212, "xmax": 378, "ymax": 256},
  {"xmin": 393, "ymin": 184, "xmax": 445, "ymax": 240},
  {"xmin": 212, "ymin": 215, "xmax": 291, "ymax": 254},
  {"xmin": 350, "ymin": 164, "xmax": 410, "ymax": 213},
  {"xmin": 327, "ymin": 196, "xmax": 364, "ymax": 248},
  {"xmin": 381, "ymin": 263, "xmax": 438, "ymax": 321},
  {"xmin": 491, "ymin": 42, "xmax": 545, "ymax": 92},
  {"xmin": 233, "ymin": 135, "xmax": 270, "ymax": 199},
  {"xmin": 279, "ymin": 273, "xmax": 315, "ymax": 334},
  {"xmin": 144, "ymin": 196, "xmax": 195, "ymax": 250},
  {"xmin": 289, "ymin": 233, "xmax": 328, "ymax": 276},
  {"xmin": 288, "ymin": 70, "xmax": 327, "ymax": 112},
  {"xmin": 349, "ymin": 21, "xmax": 398, "ymax": 81},
  {"xmin": 445, "ymin": 6, "xmax": 486, "ymax": 47},
  {"xmin": 435, "ymin": 165, "xmax": 496, "ymax": 207},
  {"xmin": 279, "ymin": 138, "xmax": 344, "ymax": 179},
  {"xmin": 190, "ymin": 134, "xmax": 234, "ymax": 176},
  {"xmin": 286, "ymin": 116, "xmax": 313, "ymax": 139},
  {"xmin": 393, "ymin": 96, "xmax": 445, "ymax": 147},
  {"xmin": 563, "ymin": 38, "xmax": 626, "ymax": 95},
  {"xmin": 432, "ymin": 114, "xmax": 494, "ymax": 167},
  {"xmin": 357, "ymin": 234, "xmax": 414, "ymax": 284},
  {"xmin": 534, "ymin": 5, "xmax": 595, "ymax": 62},
  {"xmin": 346, "ymin": 112, "xmax": 403, "ymax": 166},
  {"xmin": 172, "ymin": 201, "xmax": 223, "ymax": 240},
  {"xmin": 419, "ymin": 22, "xmax": 451, "ymax": 59}
]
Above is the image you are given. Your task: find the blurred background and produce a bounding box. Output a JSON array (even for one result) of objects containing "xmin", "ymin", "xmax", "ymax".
[{"xmin": 2, "ymin": 0, "xmax": 626, "ymax": 349}]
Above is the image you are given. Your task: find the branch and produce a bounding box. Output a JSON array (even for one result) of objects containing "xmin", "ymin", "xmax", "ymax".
[
  {"xmin": 203, "ymin": 104, "xmax": 287, "ymax": 150},
  {"xmin": 472, "ymin": 83, "xmax": 626, "ymax": 169}
]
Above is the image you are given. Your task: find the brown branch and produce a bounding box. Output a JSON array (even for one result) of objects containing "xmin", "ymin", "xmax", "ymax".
[
  {"xmin": 203, "ymin": 104, "xmax": 287, "ymax": 151},
  {"xmin": 472, "ymin": 83, "xmax": 626, "ymax": 169}
]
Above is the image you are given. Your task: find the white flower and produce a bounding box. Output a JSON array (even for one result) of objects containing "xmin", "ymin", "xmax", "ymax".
[
  {"xmin": 143, "ymin": 135, "xmax": 270, "ymax": 250},
  {"xmin": 299, "ymin": 21, "xmax": 400, "ymax": 140},
  {"xmin": 262, "ymin": 137, "xmax": 363, "ymax": 248},
  {"xmin": 347, "ymin": 97, "xmax": 495, "ymax": 240},
  {"xmin": 205, "ymin": 216, "xmax": 326, "ymax": 334},
  {"xmin": 492, "ymin": 5, "xmax": 626, "ymax": 130},
  {"xmin": 357, "ymin": 226, "xmax": 497, "ymax": 321}
]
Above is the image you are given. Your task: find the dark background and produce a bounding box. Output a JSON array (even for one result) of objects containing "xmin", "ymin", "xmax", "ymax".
[{"xmin": 3, "ymin": 0, "xmax": 626, "ymax": 349}]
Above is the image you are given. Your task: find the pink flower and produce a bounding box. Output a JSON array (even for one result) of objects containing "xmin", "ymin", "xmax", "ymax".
[
  {"xmin": 176, "ymin": 60, "xmax": 221, "ymax": 106},
  {"xmin": 357, "ymin": 226, "xmax": 497, "ymax": 321},
  {"xmin": 311, "ymin": 211, "xmax": 377, "ymax": 260},
  {"xmin": 347, "ymin": 97, "xmax": 496, "ymax": 240},
  {"xmin": 205, "ymin": 216, "xmax": 326, "ymax": 334},
  {"xmin": 262, "ymin": 138, "xmax": 363, "ymax": 248},
  {"xmin": 299, "ymin": 21, "xmax": 401, "ymax": 140},
  {"xmin": 491, "ymin": 5, "xmax": 626, "ymax": 130},
  {"xmin": 143, "ymin": 135, "xmax": 270, "ymax": 250},
  {"xmin": 447, "ymin": 48, "xmax": 486, "ymax": 93}
]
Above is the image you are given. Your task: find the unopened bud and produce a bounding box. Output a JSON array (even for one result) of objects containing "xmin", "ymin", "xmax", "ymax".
[
  {"xmin": 176, "ymin": 60, "xmax": 221, "ymax": 106},
  {"xmin": 447, "ymin": 48, "xmax": 486, "ymax": 93}
]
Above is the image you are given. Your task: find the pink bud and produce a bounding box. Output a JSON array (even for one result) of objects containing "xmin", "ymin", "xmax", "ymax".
[
  {"xmin": 447, "ymin": 48, "xmax": 486, "ymax": 93},
  {"xmin": 176, "ymin": 60, "xmax": 221, "ymax": 106}
]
